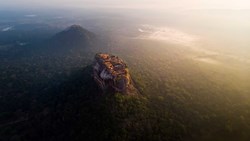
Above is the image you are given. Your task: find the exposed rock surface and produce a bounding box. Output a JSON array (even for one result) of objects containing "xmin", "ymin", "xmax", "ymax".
[{"xmin": 93, "ymin": 53, "xmax": 137, "ymax": 95}]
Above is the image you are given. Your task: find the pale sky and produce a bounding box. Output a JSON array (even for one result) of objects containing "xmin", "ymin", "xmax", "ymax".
[{"xmin": 1, "ymin": 0, "xmax": 250, "ymax": 10}]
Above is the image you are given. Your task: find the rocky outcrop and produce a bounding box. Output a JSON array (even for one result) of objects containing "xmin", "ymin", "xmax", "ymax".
[{"xmin": 93, "ymin": 53, "xmax": 137, "ymax": 95}]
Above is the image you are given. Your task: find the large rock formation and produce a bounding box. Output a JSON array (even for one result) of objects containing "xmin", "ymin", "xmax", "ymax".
[{"xmin": 93, "ymin": 53, "xmax": 137, "ymax": 95}]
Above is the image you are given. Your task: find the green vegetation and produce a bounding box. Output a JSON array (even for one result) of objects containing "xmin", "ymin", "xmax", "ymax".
[
  {"xmin": 113, "ymin": 39, "xmax": 250, "ymax": 141},
  {"xmin": 0, "ymin": 37, "xmax": 250, "ymax": 141}
]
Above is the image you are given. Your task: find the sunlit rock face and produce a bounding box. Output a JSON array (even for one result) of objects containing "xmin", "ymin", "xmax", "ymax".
[{"xmin": 93, "ymin": 53, "xmax": 137, "ymax": 95}]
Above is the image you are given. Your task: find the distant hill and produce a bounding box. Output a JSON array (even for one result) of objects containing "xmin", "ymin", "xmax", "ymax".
[
  {"xmin": 27, "ymin": 25, "xmax": 99, "ymax": 56},
  {"xmin": 50, "ymin": 25, "xmax": 96, "ymax": 47}
]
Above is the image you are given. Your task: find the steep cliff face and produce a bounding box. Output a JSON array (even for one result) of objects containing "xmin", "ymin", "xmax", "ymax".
[{"xmin": 93, "ymin": 53, "xmax": 137, "ymax": 95}]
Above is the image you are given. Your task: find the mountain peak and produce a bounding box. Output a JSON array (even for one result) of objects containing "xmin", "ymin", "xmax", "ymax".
[
  {"xmin": 69, "ymin": 24, "xmax": 82, "ymax": 29},
  {"xmin": 51, "ymin": 25, "xmax": 95, "ymax": 47},
  {"xmin": 64, "ymin": 24, "xmax": 87, "ymax": 32},
  {"xmin": 61, "ymin": 24, "xmax": 95, "ymax": 39}
]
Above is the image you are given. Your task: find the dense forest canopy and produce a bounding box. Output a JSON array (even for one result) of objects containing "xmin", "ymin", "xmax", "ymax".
[{"xmin": 0, "ymin": 5, "xmax": 250, "ymax": 141}]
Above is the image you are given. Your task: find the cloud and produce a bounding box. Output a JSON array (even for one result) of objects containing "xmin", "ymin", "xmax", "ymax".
[
  {"xmin": 137, "ymin": 25, "xmax": 198, "ymax": 46},
  {"xmin": 25, "ymin": 14, "xmax": 37, "ymax": 17},
  {"xmin": 1, "ymin": 0, "xmax": 250, "ymax": 10},
  {"xmin": 2, "ymin": 26, "xmax": 14, "ymax": 32}
]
